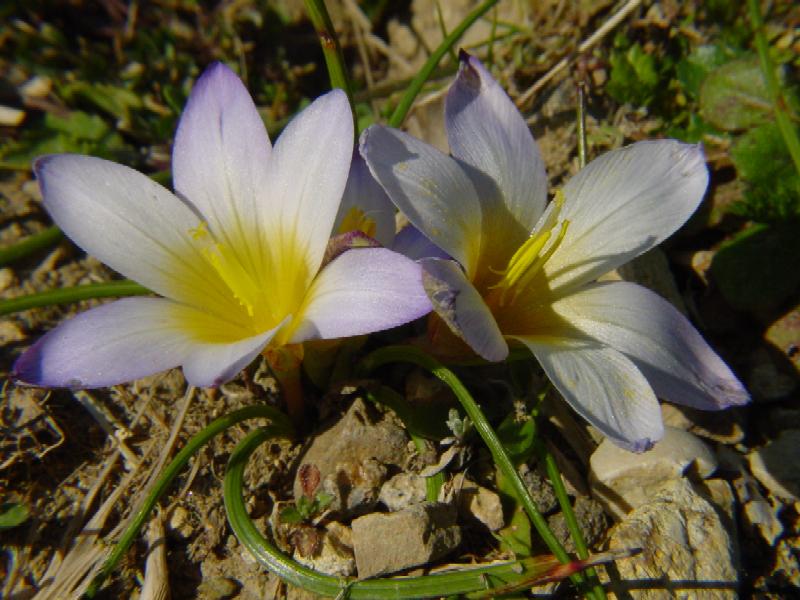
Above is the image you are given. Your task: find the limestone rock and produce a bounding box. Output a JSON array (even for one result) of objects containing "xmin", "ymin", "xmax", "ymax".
[
  {"xmin": 379, "ymin": 473, "xmax": 427, "ymax": 512},
  {"xmin": 590, "ymin": 426, "xmax": 718, "ymax": 518},
  {"xmin": 293, "ymin": 522, "xmax": 355, "ymax": 577},
  {"xmin": 448, "ymin": 473, "xmax": 504, "ymax": 532},
  {"xmin": 743, "ymin": 497, "xmax": 784, "ymax": 546},
  {"xmin": 660, "ymin": 402, "xmax": 745, "ymax": 445},
  {"xmin": 351, "ymin": 502, "xmax": 461, "ymax": 578},
  {"xmin": 748, "ymin": 429, "xmax": 800, "ymax": 501},
  {"xmin": 293, "ymin": 398, "xmax": 410, "ymax": 517},
  {"xmin": 607, "ymin": 479, "xmax": 738, "ymax": 599}
]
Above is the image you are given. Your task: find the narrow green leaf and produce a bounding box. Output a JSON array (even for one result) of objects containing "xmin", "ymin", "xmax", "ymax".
[{"xmin": 0, "ymin": 502, "xmax": 30, "ymax": 531}]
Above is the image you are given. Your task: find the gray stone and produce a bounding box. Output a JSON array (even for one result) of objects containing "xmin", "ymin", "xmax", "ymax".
[
  {"xmin": 748, "ymin": 429, "xmax": 800, "ymax": 501},
  {"xmin": 546, "ymin": 496, "xmax": 609, "ymax": 553},
  {"xmin": 351, "ymin": 502, "xmax": 461, "ymax": 578},
  {"xmin": 293, "ymin": 398, "xmax": 410, "ymax": 517},
  {"xmin": 590, "ymin": 426, "xmax": 718, "ymax": 519},
  {"xmin": 743, "ymin": 497, "xmax": 784, "ymax": 546},
  {"xmin": 519, "ymin": 463, "xmax": 558, "ymax": 515},
  {"xmin": 717, "ymin": 447, "xmax": 783, "ymax": 546},
  {"xmin": 379, "ymin": 473, "xmax": 427, "ymax": 512},
  {"xmin": 748, "ymin": 347, "xmax": 797, "ymax": 401},
  {"xmin": 607, "ymin": 479, "xmax": 738, "ymax": 599}
]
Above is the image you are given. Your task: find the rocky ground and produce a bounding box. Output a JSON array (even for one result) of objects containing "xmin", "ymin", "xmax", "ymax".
[{"xmin": 1, "ymin": 1, "xmax": 799, "ymax": 599}]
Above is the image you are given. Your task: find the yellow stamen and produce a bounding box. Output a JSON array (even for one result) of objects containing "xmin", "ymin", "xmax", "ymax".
[
  {"xmin": 190, "ymin": 221, "xmax": 266, "ymax": 321},
  {"xmin": 339, "ymin": 206, "xmax": 377, "ymax": 238},
  {"xmin": 203, "ymin": 244, "xmax": 260, "ymax": 317},
  {"xmin": 488, "ymin": 191, "xmax": 570, "ymax": 306}
]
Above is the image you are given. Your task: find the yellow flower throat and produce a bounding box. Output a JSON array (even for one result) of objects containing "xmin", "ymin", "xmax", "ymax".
[
  {"xmin": 488, "ymin": 191, "xmax": 570, "ymax": 306},
  {"xmin": 339, "ymin": 206, "xmax": 377, "ymax": 238},
  {"xmin": 188, "ymin": 222, "xmax": 306, "ymax": 338}
]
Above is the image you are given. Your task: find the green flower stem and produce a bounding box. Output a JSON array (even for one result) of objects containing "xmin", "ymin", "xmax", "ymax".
[
  {"xmin": 539, "ymin": 442, "xmax": 606, "ymax": 600},
  {"xmin": 0, "ymin": 225, "xmax": 63, "ymax": 267},
  {"xmin": 303, "ymin": 0, "xmax": 357, "ymax": 133},
  {"xmin": 357, "ymin": 345, "xmax": 597, "ymax": 599},
  {"xmin": 747, "ymin": 0, "xmax": 800, "ymax": 176},
  {"xmin": 388, "ymin": 0, "xmax": 499, "ymax": 127},
  {"xmin": 0, "ymin": 280, "xmax": 150, "ymax": 316},
  {"xmin": 84, "ymin": 405, "xmax": 292, "ymax": 598},
  {"xmin": 225, "ymin": 427, "xmax": 580, "ymax": 599}
]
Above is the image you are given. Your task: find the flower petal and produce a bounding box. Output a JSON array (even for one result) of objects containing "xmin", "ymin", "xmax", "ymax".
[
  {"xmin": 34, "ymin": 155, "xmax": 236, "ymax": 314},
  {"xmin": 12, "ymin": 298, "xmax": 190, "ymax": 388},
  {"xmin": 552, "ymin": 281, "xmax": 750, "ymax": 410},
  {"xmin": 360, "ymin": 125, "xmax": 482, "ymax": 276},
  {"xmin": 288, "ymin": 247, "xmax": 431, "ymax": 342},
  {"xmin": 393, "ymin": 225, "xmax": 450, "ymax": 261},
  {"xmin": 181, "ymin": 324, "xmax": 283, "ymax": 388},
  {"xmin": 264, "ymin": 89, "xmax": 354, "ymax": 278},
  {"xmin": 545, "ymin": 140, "xmax": 709, "ymax": 291},
  {"xmin": 513, "ymin": 335, "xmax": 663, "ymax": 452},
  {"xmin": 335, "ymin": 153, "xmax": 397, "ymax": 247},
  {"xmin": 446, "ymin": 52, "xmax": 547, "ymax": 233},
  {"xmin": 421, "ymin": 258, "xmax": 508, "ymax": 361},
  {"xmin": 172, "ymin": 62, "xmax": 272, "ymax": 274}
]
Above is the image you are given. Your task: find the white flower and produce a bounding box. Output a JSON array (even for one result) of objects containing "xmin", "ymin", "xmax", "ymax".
[
  {"xmin": 14, "ymin": 63, "xmax": 431, "ymax": 389},
  {"xmin": 361, "ymin": 53, "xmax": 749, "ymax": 451}
]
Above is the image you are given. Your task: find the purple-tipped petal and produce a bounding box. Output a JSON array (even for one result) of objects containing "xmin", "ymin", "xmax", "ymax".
[
  {"xmin": 335, "ymin": 153, "xmax": 397, "ymax": 247},
  {"xmin": 553, "ymin": 281, "xmax": 750, "ymax": 410},
  {"xmin": 12, "ymin": 298, "xmax": 190, "ymax": 388},
  {"xmin": 421, "ymin": 258, "xmax": 508, "ymax": 362},
  {"xmin": 393, "ymin": 225, "xmax": 450, "ymax": 261},
  {"xmin": 288, "ymin": 247, "xmax": 432, "ymax": 342},
  {"xmin": 446, "ymin": 52, "xmax": 547, "ymax": 233},
  {"xmin": 172, "ymin": 62, "xmax": 272, "ymax": 273},
  {"xmin": 360, "ymin": 125, "xmax": 483, "ymax": 276},
  {"xmin": 513, "ymin": 335, "xmax": 664, "ymax": 452},
  {"xmin": 545, "ymin": 140, "xmax": 709, "ymax": 291}
]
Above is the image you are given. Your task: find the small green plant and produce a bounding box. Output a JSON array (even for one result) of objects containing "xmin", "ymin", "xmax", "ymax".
[
  {"xmin": 279, "ymin": 464, "xmax": 333, "ymax": 525},
  {"xmin": 606, "ymin": 37, "xmax": 662, "ymax": 107}
]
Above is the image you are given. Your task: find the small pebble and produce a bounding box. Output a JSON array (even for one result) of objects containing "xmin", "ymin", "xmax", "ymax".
[{"xmin": 0, "ymin": 267, "xmax": 15, "ymax": 292}]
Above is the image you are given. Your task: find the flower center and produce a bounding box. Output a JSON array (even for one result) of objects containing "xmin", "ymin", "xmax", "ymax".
[
  {"xmin": 338, "ymin": 206, "xmax": 377, "ymax": 238},
  {"xmin": 189, "ymin": 222, "xmax": 308, "ymax": 338},
  {"xmin": 191, "ymin": 222, "xmax": 262, "ymax": 318},
  {"xmin": 487, "ymin": 191, "xmax": 569, "ymax": 307}
]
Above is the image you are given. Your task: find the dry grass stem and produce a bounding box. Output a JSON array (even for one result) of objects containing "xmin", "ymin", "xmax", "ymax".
[{"xmin": 517, "ymin": 0, "xmax": 643, "ymax": 111}]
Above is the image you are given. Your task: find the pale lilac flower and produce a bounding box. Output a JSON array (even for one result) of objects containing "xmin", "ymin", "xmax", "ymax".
[
  {"xmin": 14, "ymin": 63, "xmax": 431, "ymax": 389},
  {"xmin": 361, "ymin": 53, "xmax": 749, "ymax": 451},
  {"xmin": 334, "ymin": 153, "xmax": 449, "ymax": 261}
]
